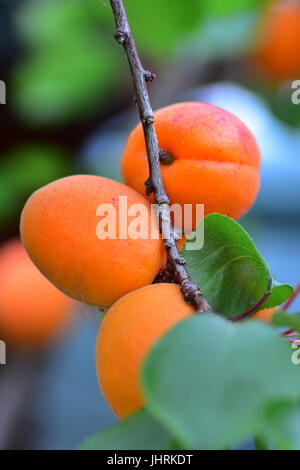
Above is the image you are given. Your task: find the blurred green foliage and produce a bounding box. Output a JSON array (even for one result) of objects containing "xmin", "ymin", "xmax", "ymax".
[
  {"xmin": 12, "ymin": 0, "xmax": 270, "ymax": 126},
  {"xmin": 203, "ymin": 0, "xmax": 268, "ymax": 17},
  {"xmin": 141, "ymin": 315, "xmax": 300, "ymax": 449},
  {"xmin": 180, "ymin": 11, "xmax": 260, "ymax": 63},
  {"xmin": 14, "ymin": 39, "xmax": 119, "ymax": 125},
  {"xmin": 0, "ymin": 144, "xmax": 69, "ymax": 224},
  {"xmin": 12, "ymin": 0, "xmax": 204, "ymax": 125},
  {"xmin": 125, "ymin": 0, "xmax": 203, "ymax": 56},
  {"xmin": 13, "ymin": 0, "xmax": 121, "ymax": 125}
]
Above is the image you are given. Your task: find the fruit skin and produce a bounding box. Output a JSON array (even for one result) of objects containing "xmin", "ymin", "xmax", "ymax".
[
  {"xmin": 121, "ymin": 102, "xmax": 260, "ymax": 229},
  {"xmin": 253, "ymin": 0, "xmax": 300, "ymax": 82},
  {"xmin": 0, "ymin": 239, "xmax": 74, "ymax": 348},
  {"xmin": 251, "ymin": 307, "xmax": 277, "ymax": 322},
  {"xmin": 21, "ymin": 175, "xmax": 164, "ymax": 308},
  {"xmin": 96, "ymin": 283, "xmax": 194, "ymax": 419}
]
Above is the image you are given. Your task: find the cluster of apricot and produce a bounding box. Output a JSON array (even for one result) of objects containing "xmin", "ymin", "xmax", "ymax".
[{"xmin": 11, "ymin": 102, "xmax": 263, "ymax": 417}]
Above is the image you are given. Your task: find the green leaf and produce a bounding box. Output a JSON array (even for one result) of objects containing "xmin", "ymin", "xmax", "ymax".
[
  {"xmin": 79, "ymin": 409, "xmax": 172, "ymax": 450},
  {"xmin": 259, "ymin": 402, "xmax": 300, "ymax": 450},
  {"xmin": 272, "ymin": 310, "xmax": 300, "ymax": 334},
  {"xmin": 142, "ymin": 315, "xmax": 300, "ymax": 450},
  {"xmin": 181, "ymin": 214, "xmax": 291, "ymax": 319},
  {"xmin": 258, "ymin": 283, "xmax": 293, "ymax": 311}
]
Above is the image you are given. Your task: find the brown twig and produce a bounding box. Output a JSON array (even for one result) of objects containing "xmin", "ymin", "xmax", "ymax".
[{"xmin": 108, "ymin": 0, "xmax": 211, "ymax": 312}]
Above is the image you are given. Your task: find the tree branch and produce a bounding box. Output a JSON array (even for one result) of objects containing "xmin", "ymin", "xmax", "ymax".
[{"xmin": 109, "ymin": 0, "xmax": 212, "ymax": 312}]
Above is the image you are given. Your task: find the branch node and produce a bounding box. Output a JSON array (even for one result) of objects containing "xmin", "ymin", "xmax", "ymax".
[
  {"xmin": 159, "ymin": 149, "xmax": 174, "ymax": 165},
  {"xmin": 142, "ymin": 115, "xmax": 154, "ymax": 126},
  {"xmin": 144, "ymin": 177, "xmax": 154, "ymax": 196},
  {"xmin": 144, "ymin": 70, "xmax": 155, "ymax": 82},
  {"xmin": 113, "ymin": 28, "xmax": 129, "ymax": 44}
]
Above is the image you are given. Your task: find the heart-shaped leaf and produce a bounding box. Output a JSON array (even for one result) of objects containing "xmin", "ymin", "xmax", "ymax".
[
  {"xmin": 181, "ymin": 214, "xmax": 292, "ymax": 319},
  {"xmin": 142, "ymin": 314, "xmax": 300, "ymax": 450}
]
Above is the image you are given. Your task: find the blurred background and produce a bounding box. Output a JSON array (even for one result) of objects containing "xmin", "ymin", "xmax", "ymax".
[{"xmin": 0, "ymin": 0, "xmax": 299, "ymax": 450}]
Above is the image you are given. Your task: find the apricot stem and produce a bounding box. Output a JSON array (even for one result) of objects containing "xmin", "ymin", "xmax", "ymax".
[
  {"xmin": 109, "ymin": 0, "xmax": 211, "ymax": 312},
  {"xmin": 159, "ymin": 149, "xmax": 174, "ymax": 165}
]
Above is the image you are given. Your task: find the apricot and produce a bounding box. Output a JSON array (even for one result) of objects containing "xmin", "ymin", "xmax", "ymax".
[
  {"xmin": 253, "ymin": 0, "xmax": 300, "ymax": 82},
  {"xmin": 0, "ymin": 239, "xmax": 74, "ymax": 348},
  {"xmin": 121, "ymin": 102, "xmax": 260, "ymax": 229},
  {"xmin": 96, "ymin": 283, "xmax": 194, "ymax": 419},
  {"xmin": 251, "ymin": 306, "xmax": 277, "ymax": 322},
  {"xmin": 21, "ymin": 175, "xmax": 164, "ymax": 308}
]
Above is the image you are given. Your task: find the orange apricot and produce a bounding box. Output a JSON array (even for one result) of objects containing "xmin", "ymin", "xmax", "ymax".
[
  {"xmin": 0, "ymin": 239, "xmax": 74, "ymax": 348},
  {"xmin": 251, "ymin": 306, "xmax": 277, "ymax": 322},
  {"xmin": 253, "ymin": 0, "xmax": 300, "ymax": 82},
  {"xmin": 95, "ymin": 283, "xmax": 194, "ymax": 419},
  {"xmin": 121, "ymin": 102, "xmax": 260, "ymax": 229},
  {"xmin": 21, "ymin": 175, "xmax": 164, "ymax": 308}
]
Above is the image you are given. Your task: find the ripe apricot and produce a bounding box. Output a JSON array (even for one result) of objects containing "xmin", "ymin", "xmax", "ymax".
[
  {"xmin": 121, "ymin": 102, "xmax": 260, "ymax": 229},
  {"xmin": 0, "ymin": 239, "xmax": 74, "ymax": 348},
  {"xmin": 21, "ymin": 175, "xmax": 164, "ymax": 308},
  {"xmin": 95, "ymin": 283, "xmax": 194, "ymax": 419},
  {"xmin": 253, "ymin": 0, "xmax": 300, "ymax": 82},
  {"xmin": 251, "ymin": 306, "xmax": 277, "ymax": 322}
]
